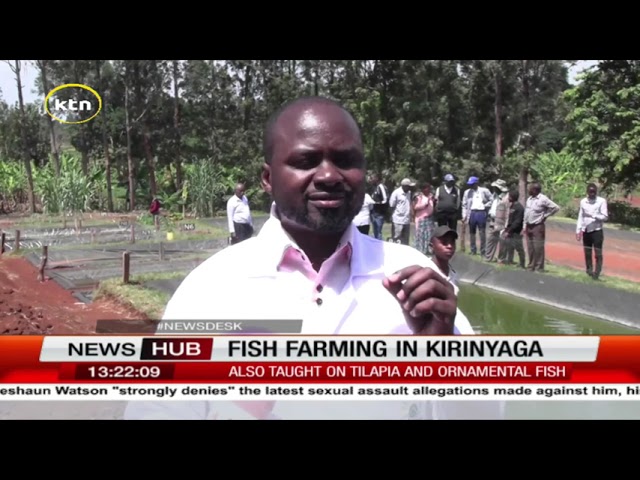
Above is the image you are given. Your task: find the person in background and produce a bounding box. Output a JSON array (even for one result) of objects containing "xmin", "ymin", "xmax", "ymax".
[
  {"xmin": 149, "ymin": 196, "xmax": 162, "ymax": 231},
  {"xmin": 485, "ymin": 179, "xmax": 510, "ymax": 262},
  {"xmin": 412, "ymin": 183, "xmax": 436, "ymax": 255},
  {"xmin": 369, "ymin": 173, "xmax": 388, "ymax": 240},
  {"xmin": 576, "ymin": 183, "xmax": 608, "ymax": 280},
  {"xmin": 434, "ymin": 174, "xmax": 461, "ymax": 231},
  {"xmin": 389, "ymin": 178, "xmax": 415, "ymax": 245},
  {"xmin": 226, "ymin": 182, "xmax": 253, "ymax": 244},
  {"xmin": 429, "ymin": 225, "xmax": 460, "ymax": 293},
  {"xmin": 523, "ymin": 182, "xmax": 560, "ymax": 272},
  {"xmin": 461, "ymin": 176, "xmax": 492, "ymax": 256},
  {"xmin": 353, "ymin": 192, "xmax": 374, "ymax": 235},
  {"xmin": 501, "ymin": 190, "xmax": 526, "ymax": 268}
]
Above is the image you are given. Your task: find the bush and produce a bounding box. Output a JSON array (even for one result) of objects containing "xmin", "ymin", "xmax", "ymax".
[
  {"xmin": 608, "ymin": 201, "xmax": 640, "ymax": 228},
  {"xmin": 561, "ymin": 202, "xmax": 579, "ymax": 219}
]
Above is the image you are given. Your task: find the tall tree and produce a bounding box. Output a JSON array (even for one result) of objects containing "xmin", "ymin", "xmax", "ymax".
[
  {"xmin": 4, "ymin": 60, "xmax": 36, "ymax": 213},
  {"xmin": 96, "ymin": 60, "xmax": 114, "ymax": 211},
  {"xmin": 565, "ymin": 60, "xmax": 640, "ymax": 192},
  {"xmin": 34, "ymin": 60, "xmax": 61, "ymax": 176}
]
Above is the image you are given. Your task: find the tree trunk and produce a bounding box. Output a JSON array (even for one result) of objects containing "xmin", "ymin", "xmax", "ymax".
[
  {"xmin": 172, "ymin": 60, "xmax": 183, "ymax": 191},
  {"xmin": 73, "ymin": 60, "xmax": 90, "ymax": 176},
  {"xmin": 142, "ymin": 122, "xmax": 157, "ymax": 197},
  {"xmin": 520, "ymin": 60, "xmax": 531, "ymax": 202},
  {"xmin": 124, "ymin": 73, "xmax": 135, "ymax": 211},
  {"xmin": 13, "ymin": 61, "xmax": 37, "ymax": 214},
  {"xmin": 37, "ymin": 60, "xmax": 61, "ymax": 177},
  {"xmin": 519, "ymin": 166, "xmax": 528, "ymax": 208},
  {"xmin": 494, "ymin": 67, "xmax": 504, "ymax": 167},
  {"xmin": 242, "ymin": 63, "xmax": 252, "ymax": 131},
  {"xmin": 96, "ymin": 60, "xmax": 114, "ymax": 212}
]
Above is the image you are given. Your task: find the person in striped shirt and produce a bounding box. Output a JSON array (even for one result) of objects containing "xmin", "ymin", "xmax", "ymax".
[{"xmin": 576, "ymin": 183, "xmax": 608, "ymax": 280}]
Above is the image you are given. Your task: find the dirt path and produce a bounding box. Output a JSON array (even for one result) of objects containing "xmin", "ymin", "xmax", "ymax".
[
  {"xmin": 0, "ymin": 256, "xmax": 147, "ymax": 335},
  {"xmin": 543, "ymin": 221, "xmax": 640, "ymax": 282}
]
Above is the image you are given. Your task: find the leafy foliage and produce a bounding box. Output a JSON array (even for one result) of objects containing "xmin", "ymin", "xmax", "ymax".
[{"xmin": 0, "ymin": 59, "xmax": 638, "ymax": 227}]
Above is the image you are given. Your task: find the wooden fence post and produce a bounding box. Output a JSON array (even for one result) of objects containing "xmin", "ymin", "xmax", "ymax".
[
  {"xmin": 38, "ymin": 246, "xmax": 48, "ymax": 282},
  {"xmin": 15, "ymin": 230, "xmax": 20, "ymax": 251},
  {"xmin": 123, "ymin": 251, "xmax": 130, "ymax": 284}
]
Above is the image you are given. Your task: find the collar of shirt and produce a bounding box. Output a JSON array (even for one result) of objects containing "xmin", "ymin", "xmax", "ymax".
[{"xmin": 246, "ymin": 203, "xmax": 384, "ymax": 280}]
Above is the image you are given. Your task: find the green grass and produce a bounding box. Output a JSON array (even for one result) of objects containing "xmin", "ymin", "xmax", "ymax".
[
  {"xmin": 551, "ymin": 216, "xmax": 640, "ymax": 233},
  {"xmin": 94, "ymin": 271, "xmax": 187, "ymax": 319},
  {"xmin": 543, "ymin": 262, "xmax": 640, "ymax": 294}
]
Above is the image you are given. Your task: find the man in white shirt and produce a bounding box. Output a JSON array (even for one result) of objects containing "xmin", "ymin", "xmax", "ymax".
[
  {"xmin": 576, "ymin": 183, "xmax": 608, "ymax": 280},
  {"xmin": 124, "ymin": 96, "xmax": 503, "ymax": 420},
  {"xmin": 226, "ymin": 183, "xmax": 253, "ymax": 244},
  {"xmin": 352, "ymin": 193, "xmax": 374, "ymax": 235},
  {"xmin": 389, "ymin": 178, "xmax": 415, "ymax": 245},
  {"xmin": 461, "ymin": 177, "xmax": 492, "ymax": 256}
]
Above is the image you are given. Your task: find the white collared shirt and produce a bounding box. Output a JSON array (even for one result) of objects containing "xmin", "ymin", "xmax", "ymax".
[
  {"xmin": 577, "ymin": 196, "xmax": 608, "ymax": 233},
  {"xmin": 124, "ymin": 205, "xmax": 505, "ymax": 420},
  {"xmin": 226, "ymin": 194, "xmax": 252, "ymax": 233},
  {"xmin": 389, "ymin": 187, "xmax": 412, "ymax": 224},
  {"xmin": 353, "ymin": 194, "xmax": 374, "ymax": 226}
]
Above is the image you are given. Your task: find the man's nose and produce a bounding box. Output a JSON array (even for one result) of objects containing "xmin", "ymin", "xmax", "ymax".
[{"xmin": 313, "ymin": 160, "xmax": 342, "ymax": 185}]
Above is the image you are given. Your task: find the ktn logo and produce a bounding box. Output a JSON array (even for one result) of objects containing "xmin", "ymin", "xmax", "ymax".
[{"xmin": 44, "ymin": 83, "xmax": 102, "ymax": 125}]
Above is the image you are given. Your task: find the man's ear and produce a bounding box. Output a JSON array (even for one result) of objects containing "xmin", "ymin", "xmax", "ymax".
[{"xmin": 261, "ymin": 163, "xmax": 272, "ymax": 195}]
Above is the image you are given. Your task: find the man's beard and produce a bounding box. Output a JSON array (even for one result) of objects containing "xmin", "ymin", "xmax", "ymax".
[{"xmin": 277, "ymin": 194, "xmax": 361, "ymax": 234}]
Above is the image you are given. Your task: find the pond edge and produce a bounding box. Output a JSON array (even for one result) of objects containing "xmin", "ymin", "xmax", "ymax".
[{"xmin": 451, "ymin": 254, "xmax": 640, "ymax": 331}]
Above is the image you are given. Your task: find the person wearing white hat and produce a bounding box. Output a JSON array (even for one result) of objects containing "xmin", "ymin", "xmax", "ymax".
[
  {"xmin": 434, "ymin": 174, "xmax": 461, "ymax": 233},
  {"xmin": 389, "ymin": 178, "xmax": 416, "ymax": 244},
  {"xmin": 461, "ymin": 176, "xmax": 492, "ymax": 255},
  {"xmin": 485, "ymin": 179, "xmax": 510, "ymax": 262}
]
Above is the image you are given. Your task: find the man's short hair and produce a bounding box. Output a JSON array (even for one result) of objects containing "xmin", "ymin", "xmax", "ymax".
[
  {"xmin": 262, "ymin": 96, "xmax": 360, "ymax": 164},
  {"xmin": 509, "ymin": 189, "xmax": 519, "ymax": 201}
]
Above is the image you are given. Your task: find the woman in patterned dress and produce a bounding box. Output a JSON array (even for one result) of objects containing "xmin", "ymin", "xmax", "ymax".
[{"xmin": 412, "ymin": 183, "xmax": 436, "ymax": 255}]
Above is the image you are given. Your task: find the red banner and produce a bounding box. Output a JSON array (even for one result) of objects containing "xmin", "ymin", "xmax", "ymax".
[{"xmin": 1, "ymin": 336, "xmax": 640, "ymax": 384}]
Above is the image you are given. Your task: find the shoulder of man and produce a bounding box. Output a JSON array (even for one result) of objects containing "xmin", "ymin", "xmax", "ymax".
[{"xmin": 162, "ymin": 239, "xmax": 259, "ymax": 320}]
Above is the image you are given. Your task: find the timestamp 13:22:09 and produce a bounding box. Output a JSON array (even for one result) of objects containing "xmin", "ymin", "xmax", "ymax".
[{"xmin": 75, "ymin": 364, "xmax": 172, "ymax": 379}]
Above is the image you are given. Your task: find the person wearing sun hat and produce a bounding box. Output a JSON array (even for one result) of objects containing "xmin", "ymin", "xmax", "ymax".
[
  {"xmin": 388, "ymin": 178, "xmax": 416, "ymax": 244},
  {"xmin": 486, "ymin": 179, "xmax": 510, "ymax": 262}
]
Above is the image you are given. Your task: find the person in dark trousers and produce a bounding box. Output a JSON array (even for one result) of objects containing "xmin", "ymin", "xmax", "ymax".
[
  {"xmin": 227, "ymin": 182, "xmax": 254, "ymax": 244},
  {"xmin": 434, "ymin": 174, "xmax": 461, "ymax": 231},
  {"xmin": 576, "ymin": 183, "xmax": 608, "ymax": 279},
  {"xmin": 501, "ymin": 190, "xmax": 526, "ymax": 268},
  {"xmin": 523, "ymin": 182, "xmax": 560, "ymax": 272},
  {"xmin": 369, "ymin": 173, "xmax": 388, "ymax": 240},
  {"xmin": 461, "ymin": 176, "xmax": 492, "ymax": 256}
]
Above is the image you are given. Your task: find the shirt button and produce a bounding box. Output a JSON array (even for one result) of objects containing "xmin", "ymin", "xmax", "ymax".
[
  {"xmin": 316, "ymin": 284, "xmax": 323, "ymax": 292},
  {"xmin": 316, "ymin": 298, "xmax": 323, "ymax": 306}
]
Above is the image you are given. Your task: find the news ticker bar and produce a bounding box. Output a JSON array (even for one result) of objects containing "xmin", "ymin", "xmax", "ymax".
[
  {"xmin": 34, "ymin": 335, "xmax": 599, "ymax": 362},
  {"xmin": 3, "ymin": 361, "xmax": 640, "ymax": 384},
  {"xmin": 95, "ymin": 320, "xmax": 304, "ymax": 334},
  {"xmin": 2, "ymin": 383, "xmax": 640, "ymax": 401}
]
